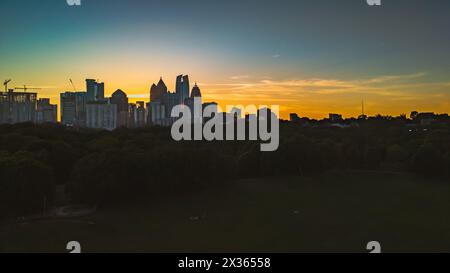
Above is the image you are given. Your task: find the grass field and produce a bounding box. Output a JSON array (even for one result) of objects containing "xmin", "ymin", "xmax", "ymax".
[{"xmin": 1, "ymin": 171, "xmax": 449, "ymax": 253}]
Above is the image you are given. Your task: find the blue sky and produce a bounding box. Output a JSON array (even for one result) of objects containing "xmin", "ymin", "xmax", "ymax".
[{"xmin": 1, "ymin": 0, "xmax": 449, "ymax": 118}]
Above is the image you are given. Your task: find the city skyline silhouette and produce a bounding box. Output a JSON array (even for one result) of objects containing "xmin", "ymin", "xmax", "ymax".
[
  {"xmin": 1, "ymin": 0, "xmax": 450, "ymax": 255},
  {"xmin": 1, "ymin": 0, "xmax": 449, "ymax": 119}
]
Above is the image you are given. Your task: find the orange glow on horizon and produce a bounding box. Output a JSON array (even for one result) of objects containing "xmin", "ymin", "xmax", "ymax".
[{"xmin": 12, "ymin": 71, "xmax": 450, "ymax": 122}]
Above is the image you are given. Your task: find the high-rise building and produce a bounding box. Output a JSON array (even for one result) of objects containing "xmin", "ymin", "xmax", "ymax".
[
  {"xmin": 0, "ymin": 89, "xmax": 37, "ymax": 124},
  {"xmin": 149, "ymin": 77, "xmax": 179, "ymax": 126},
  {"xmin": 190, "ymin": 83, "xmax": 202, "ymax": 98},
  {"xmin": 163, "ymin": 91, "xmax": 180, "ymax": 118},
  {"xmin": 176, "ymin": 75, "xmax": 190, "ymax": 104},
  {"xmin": 175, "ymin": 75, "xmax": 183, "ymax": 98},
  {"xmin": 110, "ymin": 89, "xmax": 129, "ymax": 128},
  {"xmin": 60, "ymin": 91, "xmax": 87, "ymax": 126},
  {"xmin": 148, "ymin": 101, "xmax": 166, "ymax": 126},
  {"xmin": 135, "ymin": 101, "xmax": 147, "ymax": 127},
  {"xmin": 150, "ymin": 77, "xmax": 168, "ymax": 102},
  {"xmin": 36, "ymin": 98, "xmax": 57, "ymax": 123},
  {"xmin": 86, "ymin": 79, "xmax": 105, "ymax": 102},
  {"xmin": 186, "ymin": 83, "xmax": 202, "ymax": 112},
  {"xmin": 128, "ymin": 103, "xmax": 137, "ymax": 128},
  {"xmin": 97, "ymin": 82, "xmax": 105, "ymax": 101},
  {"xmin": 148, "ymin": 75, "xmax": 201, "ymax": 127},
  {"xmin": 86, "ymin": 101, "xmax": 117, "ymax": 130}
]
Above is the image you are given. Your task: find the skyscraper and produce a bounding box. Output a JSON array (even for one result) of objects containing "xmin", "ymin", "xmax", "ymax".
[
  {"xmin": 86, "ymin": 79, "xmax": 105, "ymax": 102},
  {"xmin": 148, "ymin": 75, "xmax": 198, "ymax": 127},
  {"xmin": 190, "ymin": 83, "xmax": 202, "ymax": 98},
  {"xmin": 175, "ymin": 74, "xmax": 190, "ymax": 104},
  {"xmin": 0, "ymin": 89, "xmax": 37, "ymax": 124},
  {"xmin": 86, "ymin": 101, "xmax": 117, "ymax": 131},
  {"xmin": 86, "ymin": 79, "xmax": 96, "ymax": 102},
  {"xmin": 149, "ymin": 77, "xmax": 175, "ymax": 126},
  {"xmin": 150, "ymin": 77, "xmax": 168, "ymax": 102},
  {"xmin": 185, "ymin": 83, "xmax": 202, "ymax": 113},
  {"xmin": 128, "ymin": 103, "xmax": 137, "ymax": 128},
  {"xmin": 60, "ymin": 91, "xmax": 87, "ymax": 126},
  {"xmin": 182, "ymin": 75, "xmax": 190, "ymax": 102},
  {"xmin": 36, "ymin": 98, "xmax": 57, "ymax": 124},
  {"xmin": 110, "ymin": 89, "xmax": 129, "ymax": 128},
  {"xmin": 175, "ymin": 75, "xmax": 183, "ymax": 96},
  {"xmin": 148, "ymin": 101, "xmax": 166, "ymax": 126},
  {"xmin": 97, "ymin": 82, "xmax": 105, "ymax": 101},
  {"xmin": 135, "ymin": 101, "xmax": 147, "ymax": 127}
]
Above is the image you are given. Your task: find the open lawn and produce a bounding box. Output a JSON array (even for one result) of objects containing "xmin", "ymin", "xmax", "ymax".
[{"xmin": 1, "ymin": 171, "xmax": 449, "ymax": 253}]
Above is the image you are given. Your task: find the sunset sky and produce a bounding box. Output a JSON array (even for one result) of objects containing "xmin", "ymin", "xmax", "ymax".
[{"xmin": 1, "ymin": 0, "xmax": 449, "ymax": 119}]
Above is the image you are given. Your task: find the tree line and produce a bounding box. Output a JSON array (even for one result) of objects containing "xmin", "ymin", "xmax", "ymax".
[{"xmin": 0, "ymin": 119, "xmax": 449, "ymax": 217}]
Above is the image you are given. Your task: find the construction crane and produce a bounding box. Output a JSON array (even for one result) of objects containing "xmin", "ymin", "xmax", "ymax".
[
  {"xmin": 14, "ymin": 85, "xmax": 42, "ymax": 92},
  {"xmin": 3, "ymin": 79, "xmax": 11, "ymax": 92},
  {"xmin": 69, "ymin": 79, "xmax": 77, "ymax": 91}
]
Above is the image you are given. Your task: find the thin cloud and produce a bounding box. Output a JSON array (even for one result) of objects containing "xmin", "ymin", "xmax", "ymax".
[
  {"xmin": 127, "ymin": 94, "xmax": 148, "ymax": 99},
  {"xmin": 362, "ymin": 72, "xmax": 427, "ymax": 84},
  {"xmin": 201, "ymin": 72, "xmax": 450, "ymax": 105},
  {"xmin": 229, "ymin": 75, "xmax": 250, "ymax": 80}
]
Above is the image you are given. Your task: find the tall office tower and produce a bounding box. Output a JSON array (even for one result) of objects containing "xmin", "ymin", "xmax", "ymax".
[
  {"xmin": 150, "ymin": 77, "xmax": 168, "ymax": 102},
  {"xmin": 110, "ymin": 89, "xmax": 129, "ymax": 128},
  {"xmin": 175, "ymin": 74, "xmax": 190, "ymax": 104},
  {"xmin": 175, "ymin": 75, "xmax": 183, "ymax": 95},
  {"xmin": 148, "ymin": 75, "xmax": 195, "ymax": 127},
  {"xmin": 162, "ymin": 91, "xmax": 179, "ymax": 118},
  {"xmin": 36, "ymin": 98, "xmax": 57, "ymax": 123},
  {"xmin": 135, "ymin": 101, "xmax": 146, "ymax": 127},
  {"xmin": 86, "ymin": 79, "xmax": 96, "ymax": 102},
  {"xmin": 182, "ymin": 75, "xmax": 190, "ymax": 102},
  {"xmin": 128, "ymin": 103, "xmax": 137, "ymax": 128},
  {"xmin": 97, "ymin": 82, "xmax": 105, "ymax": 101},
  {"xmin": 0, "ymin": 89, "xmax": 37, "ymax": 124},
  {"xmin": 190, "ymin": 83, "xmax": 202, "ymax": 98},
  {"xmin": 86, "ymin": 79, "xmax": 105, "ymax": 102},
  {"xmin": 60, "ymin": 91, "xmax": 87, "ymax": 126},
  {"xmin": 86, "ymin": 101, "xmax": 117, "ymax": 130},
  {"xmin": 148, "ymin": 101, "xmax": 167, "ymax": 126},
  {"xmin": 185, "ymin": 83, "xmax": 202, "ymax": 114}
]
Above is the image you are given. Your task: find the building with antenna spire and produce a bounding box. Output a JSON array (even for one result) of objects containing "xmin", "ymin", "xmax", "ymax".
[
  {"xmin": 190, "ymin": 82, "xmax": 202, "ymax": 98},
  {"xmin": 358, "ymin": 100, "xmax": 367, "ymax": 120},
  {"xmin": 148, "ymin": 75, "xmax": 202, "ymax": 127}
]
